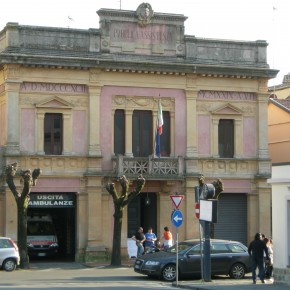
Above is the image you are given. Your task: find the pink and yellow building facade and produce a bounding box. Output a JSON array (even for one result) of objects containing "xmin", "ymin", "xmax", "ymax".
[{"xmin": 0, "ymin": 3, "xmax": 277, "ymax": 261}]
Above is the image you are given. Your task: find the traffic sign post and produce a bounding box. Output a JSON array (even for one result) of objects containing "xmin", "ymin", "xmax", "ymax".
[
  {"xmin": 170, "ymin": 193, "xmax": 184, "ymax": 287},
  {"xmin": 171, "ymin": 209, "xmax": 183, "ymax": 286}
]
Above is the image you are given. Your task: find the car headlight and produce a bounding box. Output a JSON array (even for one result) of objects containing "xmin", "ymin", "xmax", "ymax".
[
  {"xmin": 50, "ymin": 243, "xmax": 58, "ymax": 248},
  {"xmin": 27, "ymin": 243, "xmax": 34, "ymax": 248},
  {"xmin": 145, "ymin": 261, "xmax": 160, "ymax": 266}
]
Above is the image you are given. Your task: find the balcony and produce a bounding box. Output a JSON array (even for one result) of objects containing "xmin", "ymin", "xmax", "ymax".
[{"xmin": 112, "ymin": 155, "xmax": 184, "ymax": 180}]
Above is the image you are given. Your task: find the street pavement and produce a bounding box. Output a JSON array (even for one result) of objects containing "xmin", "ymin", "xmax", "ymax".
[{"xmin": 28, "ymin": 260, "xmax": 286, "ymax": 290}]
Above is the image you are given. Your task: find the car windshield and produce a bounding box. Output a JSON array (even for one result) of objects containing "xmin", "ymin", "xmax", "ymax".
[
  {"xmin": 27, "ymin": 221, "xmax": 55, "ymax": 235},
  {"xmin": 166, "ymin": 242, "xmax": 196, "ymax": 255}
]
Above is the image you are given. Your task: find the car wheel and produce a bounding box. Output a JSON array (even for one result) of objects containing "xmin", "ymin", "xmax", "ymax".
[
  {"xmin": 3, "ymin": 258, "xmax": 17, "ymax": 272},
  {"xmin": 229, "ymin": 263, "xmax": 246, "ymax": 279},
  {"xmin": 161, "ymin": 264, "xmax": 176, "ymax": 282}
]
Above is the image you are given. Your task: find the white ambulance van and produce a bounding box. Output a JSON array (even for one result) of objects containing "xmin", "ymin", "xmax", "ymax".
[{"xmin": 27, "ymin": 214, "xmax": 58, "ymax": 257}]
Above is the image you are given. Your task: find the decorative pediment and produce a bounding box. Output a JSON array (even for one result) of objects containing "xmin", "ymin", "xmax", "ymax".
[
  {"xmin": 211, "ymin": 103, "xmax": 243, "ymax": 115},
  {"xmin": 35, "ymin": 96, "xmax": 73, "ymax": 109}
]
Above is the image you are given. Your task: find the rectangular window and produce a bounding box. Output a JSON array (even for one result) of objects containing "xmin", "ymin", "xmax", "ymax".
[
  {"xmin": 44, "ymin": 113, "xmax": 62, "ymax": 155},
  {"xmin": 113, "ymin": 109, "xmax": 171, "ymax": 157},
  {"xmin": 133, "ymin": 110, "xmax": 152, "ymax": 157},
  {"xmin": 114, "ymin": 109, "xmax": 125, "ymax": 155},
  {"xmin": 218, "ymin": 119, "xmax": 234, "ymax": 158}
]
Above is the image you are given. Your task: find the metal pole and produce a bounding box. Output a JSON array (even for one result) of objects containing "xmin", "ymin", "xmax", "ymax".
[
  {"xmin": 176, "ymin": 229, "xmax": 179, "ymax": 285},
  {"xmin": 199, "ymin": 220, "xmax": 204, "ymax": 281},
  {"xmin": 202, "ymin": 221, "xmax": 211, "ymax": 282}
]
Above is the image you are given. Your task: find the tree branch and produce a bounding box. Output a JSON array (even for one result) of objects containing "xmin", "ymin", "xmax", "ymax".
[
  {"xmin": 5, "ymin": 163, "xmax": 20, "ymax": 199},
  {"xmin": 106, "ymin": 182, "xmax": 119, "ymax": 203},
  {"xmin": 125, "ymin": 175, "xmax": 145, "ymax": 206}
]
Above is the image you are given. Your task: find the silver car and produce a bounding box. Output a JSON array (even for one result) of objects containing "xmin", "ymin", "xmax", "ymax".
[{"xmin": 0, "ymin": 237, "xmax": 20, "ymax": 271}]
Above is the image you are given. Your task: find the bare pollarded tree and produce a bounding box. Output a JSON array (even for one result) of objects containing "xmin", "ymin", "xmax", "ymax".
[
  {"xmin": 106, "ymin": 175, "xmax": 145, "ymax": 266},
  {"xmin": 5, "ymin": 163, "xmax": 41, "ymax": 269}
]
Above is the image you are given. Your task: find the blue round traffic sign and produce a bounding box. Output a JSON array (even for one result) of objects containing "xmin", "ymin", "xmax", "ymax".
[{"xmin": 171, "ymin": 210, "xmax": 183, "ymax": 228}]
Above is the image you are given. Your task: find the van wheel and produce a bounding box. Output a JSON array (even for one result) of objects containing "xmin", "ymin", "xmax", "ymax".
[{"xmin": 3, "ymin": 258, "xmax": 17, "ymax": 271}]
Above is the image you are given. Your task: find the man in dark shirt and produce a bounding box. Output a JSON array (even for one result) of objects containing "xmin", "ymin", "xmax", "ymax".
[
  {"xmin": 248, "ymin": 232, "xmax": 269, "ymax": 284},
  {"xmin": 132, "ymin": 227, "xmax": 145, "ymax": 257}
]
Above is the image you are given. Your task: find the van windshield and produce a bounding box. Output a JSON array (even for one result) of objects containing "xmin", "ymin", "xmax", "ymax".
[{"xmin": 27, "ymin": 221, "xmax": 55, "ymax": 236}]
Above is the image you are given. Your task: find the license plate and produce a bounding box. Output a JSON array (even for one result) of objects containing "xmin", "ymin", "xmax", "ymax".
[
  {"xmin": 38, "ymin": 253, "xmax": 46, "ymax": 257},
  {"xmin": 134, "ymin": 265, "xmax": 140, "ymax": 269}
]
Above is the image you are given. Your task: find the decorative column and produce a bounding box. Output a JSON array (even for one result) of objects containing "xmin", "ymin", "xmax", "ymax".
[
  {"xmin": 184, "ymin": 178, "xmax": 199, "ymax": 239},
  {"xmin": 88, "ymin": 67, "xmax": 102, "ymax": 157},
  {"xmin": 36, "ymin": 112, "xmax": 45, "ymax": 155},
  {"xmin": 257, "ymin": 92, "xmax": 270, "ymax": 160},
  {"xmin": 125, "ymin": 110, "xmax": 133, "ymax": 157},
  {"xmin": 256, "ymin": 79, "xmax": 271, "ymax": 178},
  {"xmin": 5, "ymin": 81, "xmax": 21, "ymax": 155},
  {"xmin": 212, "ymin": 119, "xmax": 219, "ymax": 157},
  {"xmin": 88, "ymin": 85, "xmax": 101, "ymax": 156},
  {"xmin": 85, "ymin": 177, "xmax": 107, "ymax": 261},
  {"xmin": 62, "ymin": 112, "xmax": 72, "ymax": 155},
  {"xmin": 170, "ymin": 111, "xmax": 175, "ymax": 157},
  {"xmin": 185, "ymin": 89, "xmax": 198, "ymax": 158},
  {"xmin": 235, "ymin": 119, "xmax": 243, "ymax": 158},
  {"xmin": 258, "ymin": 184, "xmax": 271, "ymax": 236},
  {"xmin": 75, "ymin": 189, "xmax": 87, "ymax": 260}
]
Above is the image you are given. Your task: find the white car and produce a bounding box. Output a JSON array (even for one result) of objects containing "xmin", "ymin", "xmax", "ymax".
[{"xmin": 0, "ymin": 237, "xmax": 20, "ymax": 271}]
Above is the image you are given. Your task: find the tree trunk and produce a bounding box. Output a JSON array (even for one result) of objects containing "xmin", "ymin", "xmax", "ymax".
[
  {"xmin": 17, "ymin": 202, "xmax": 29, "ymax": 268},
  {"xmin": 111, "ymin": 204, "xmax": 123, "ymax": 266},
  {"xmin": 106, "ymin": 175, "xmax": 145, "ymax": 267},
  {"xmin": 5, "ymin": 164, "xmax": 41, "ymax": 270}
]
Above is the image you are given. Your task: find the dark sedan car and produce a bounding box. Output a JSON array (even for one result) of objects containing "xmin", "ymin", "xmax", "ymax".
[{"xmin": 134, "ymin": 239, "xmax": 251, "ymax": 282}]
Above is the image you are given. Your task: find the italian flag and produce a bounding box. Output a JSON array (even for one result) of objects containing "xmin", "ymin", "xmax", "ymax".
[{"xmin": 157, "ymin": 99, "xmax": 163, "ymax": 134}]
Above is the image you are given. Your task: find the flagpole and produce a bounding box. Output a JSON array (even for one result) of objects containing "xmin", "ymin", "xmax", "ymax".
[
  {"xmin": 152, "ymin": 98, "xmax": 158, "ymax": 158},
  {"xmin": 155, "ymin": 96, "xmax": 163, "ymax": 158}
]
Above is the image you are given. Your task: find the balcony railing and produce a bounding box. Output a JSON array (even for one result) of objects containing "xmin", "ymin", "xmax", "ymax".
[{"xmin": 113, "ymin": 155, "xmax": 184, "ymax": 179}]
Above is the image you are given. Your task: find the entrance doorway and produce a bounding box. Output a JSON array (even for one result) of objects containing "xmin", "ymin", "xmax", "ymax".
[
  {"xmin": 28, "ymin": 193, "xmax": 76, "ymax": 261},
  {"xmin": 127, "ymin": 192, "xmax": 157, "ymax": 237}
]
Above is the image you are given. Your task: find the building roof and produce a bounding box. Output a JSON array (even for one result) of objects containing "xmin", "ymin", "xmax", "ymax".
[
  {"xmin": 0, "ymin": 4, "xmax": 278, "ymax": 79},
  {"xmin": 269, "ymin": 97, "xmax": 290, "ymax": 113}
]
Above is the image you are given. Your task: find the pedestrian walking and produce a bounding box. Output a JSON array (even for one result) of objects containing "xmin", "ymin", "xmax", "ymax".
[
  {"xmin": 248, "ymin": 232, "xmax": 270, "ymax": 284},
  {"xmin": 131, "ymin": 227, "xmax": 145, "ymax": 257}
]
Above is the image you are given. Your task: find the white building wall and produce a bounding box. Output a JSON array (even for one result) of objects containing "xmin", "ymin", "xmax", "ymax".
[{"xmin": 268, "ymin": 164, "xmax": 290, "ymax": 284}]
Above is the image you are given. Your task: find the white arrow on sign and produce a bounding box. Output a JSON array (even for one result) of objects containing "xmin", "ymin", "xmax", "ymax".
[{"xmin": 173, "ymin": 215, "xmax": 183, "ymax": 222}]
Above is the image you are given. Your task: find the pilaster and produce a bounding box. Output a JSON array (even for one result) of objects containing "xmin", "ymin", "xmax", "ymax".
[
  {"xmin": 62, "ymin": 112, "xmax": 72, "ymax": 154},
  {"xmin": 5, "ymin": 81, "xmax": 21, "ymax": 155},
  {"xmin": 36, "ymin": 112, "xmax": 45, "ymax": 154},
  {"xmin": 125, "ymin": 110, "xmax": 133, "ymax": 157},
  {"xmin": 88, "ymin": 84, "xmax": 102, "ymax": 156},
  {"xmin": 185, "ymin": 89, "xmax": 198, "ymax": 158},
  {"xmin": 212, "ymin": 119, "xmax": 219, "ymax": 157}
]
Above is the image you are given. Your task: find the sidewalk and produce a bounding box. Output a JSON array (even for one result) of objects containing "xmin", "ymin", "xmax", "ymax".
[
  {"xmin": 174, "ymin": 276, "xmax": 281, "ymax": 290},
  {"xmin": 30, "ymin": 260, "xmax": 284, "ymax": 290},
  {"xmin": 85, "ymin": 259, "xmax": 283, "ymax": 290}
]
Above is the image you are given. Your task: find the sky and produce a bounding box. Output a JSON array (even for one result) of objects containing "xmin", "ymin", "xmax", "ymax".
[{"xmin": 1, "ymin": 0, "xmax": 289, "ymax": 86}]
